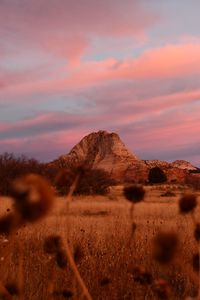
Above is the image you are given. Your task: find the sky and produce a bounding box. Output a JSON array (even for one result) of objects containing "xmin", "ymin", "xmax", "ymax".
[{"xmin": 0, "ymin": 0, "xmax": 200, "ymax": 166}]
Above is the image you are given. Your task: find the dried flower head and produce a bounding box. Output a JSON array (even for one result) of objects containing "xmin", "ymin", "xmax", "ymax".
[
  {"xmin": 153, "ymin": 231, "xmax": 178, "ymax": 264},
  {"xmin": 152, "ymin": 279, "xmax": 171, "ymax": 299},
  {"xmin": 179, "ymin": 194, "xmax": 197, "ymax": 214},
  {"xmin": 192, "ymin": 253, "xmax": 199, "ymax": 272},
  {"xmin": 43, "ymin": 235, "xmax": 62, "ymax": 254},
  {"xmin": 194, "ymin": 223, "xmax": 200, "ymax": 242},
  {"xmin": 56, "ymin": 250, "xmax": 68, "ymax": 269},
  {"xmin": 11, "ymin": 174, "xmax": 54, "ymax": 222},
  {"xmin": 132, "ymin": 266, "xmax": 153, "ymax": 285},
  {"xmin": 123, "ymin": 185, "xmax": 145, "ymax": 203}
]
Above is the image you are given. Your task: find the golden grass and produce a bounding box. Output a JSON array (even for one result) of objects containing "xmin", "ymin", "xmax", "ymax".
[{"xmin": 0, "ymin": 186, "xmax": 199, "ymax": 299}]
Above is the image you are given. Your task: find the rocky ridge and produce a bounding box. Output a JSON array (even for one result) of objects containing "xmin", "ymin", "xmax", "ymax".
[
  {"xmin": 171, "ymin": 160, "xmax": 197, "ymax": 170},
  {"xmin": 52, "ymin": 130, "xmax": 198, "ymax": 183}
]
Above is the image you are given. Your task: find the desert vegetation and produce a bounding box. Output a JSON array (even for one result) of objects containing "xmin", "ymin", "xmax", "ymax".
[
  {"xmin": 148, "ymin": 167, "xmax": 167, "ymax": 184},
  {"xmin": 0, "ymin": 158, "xmax": 200, "ymax": 299}
]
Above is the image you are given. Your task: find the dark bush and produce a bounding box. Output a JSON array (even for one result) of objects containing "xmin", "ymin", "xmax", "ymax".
[
  {"xmin": 0, "ymin": 153, "xmax": 115, "ymax": 196},
  {"xmin": 55, "ymin": 167, "xmax": 116, "ymax": 195},
  {"xmin": 148, "ymin": 167, "xmax": 167, "ymax": 184},
  {"xmin": 0, "ymin": 152, "xmax": 58, "ymax": 195}
]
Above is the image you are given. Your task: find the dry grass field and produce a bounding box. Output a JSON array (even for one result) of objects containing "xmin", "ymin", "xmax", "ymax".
[{"xmin": 0, "ymin": 185, "xmax": 199, "ymax": 300}]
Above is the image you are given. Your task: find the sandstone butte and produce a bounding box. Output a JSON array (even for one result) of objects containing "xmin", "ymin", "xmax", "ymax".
[{"xmin": 51, "ymin": 130, "xmax": 199, "ymax": 183}]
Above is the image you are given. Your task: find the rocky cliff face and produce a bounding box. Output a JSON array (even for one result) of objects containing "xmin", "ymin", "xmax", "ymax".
[
  {"xmin": 53, "ymin": 130, "xmax": 147, "ymax": 181},
  {"xmin": 52, "ymin": 130, "xmax": 196, "ymax": 183}
]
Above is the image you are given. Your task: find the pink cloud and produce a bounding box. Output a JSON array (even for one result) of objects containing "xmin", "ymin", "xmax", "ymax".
[
  {"xmin": 130, "ymin": 44, "xmax": 200, "ymax": 78},
  {"xmin": 0, "ymin": 0, "xmax": 158, "ymax": 66},
  {"xmin": 3, "ymin": 42, "xmax": 200, "ymax": 99}
]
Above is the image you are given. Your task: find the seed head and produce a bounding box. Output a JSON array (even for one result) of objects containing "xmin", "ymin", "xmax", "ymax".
[
  {"xmin": 179, "ymin": 194, "xmax": 197, "ymax": 214},
  {"xmin": 43, "ymin": 235, "xmax": 62, "ymax": 254},
  {"xmin": 123, "ymin": 185, "xmax": 145, "ymax": 203},
  {"xmin": 11, "ymin": 174, "xmax": 54, "ymax": 222},
  {"xmin": 153, "ymin": 231, "xmax": 178, "ymax": 264},
  {"xmin": 152, "ymin": 279, "xmax": 171, "ymax": 299},
  {"xmin": 192, "ymin": 253, "xmax": 199, "ymax": 272}
]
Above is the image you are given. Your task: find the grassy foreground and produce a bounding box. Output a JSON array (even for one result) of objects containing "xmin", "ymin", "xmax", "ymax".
[{"xmin": 0, "ymin": 185, "xmax": 199, "ymax": 299}]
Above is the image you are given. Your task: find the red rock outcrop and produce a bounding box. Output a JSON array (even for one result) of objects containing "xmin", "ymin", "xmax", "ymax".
[{"xmin": 52, "ymin": 130, "xmax": 197, "ymax": 183}]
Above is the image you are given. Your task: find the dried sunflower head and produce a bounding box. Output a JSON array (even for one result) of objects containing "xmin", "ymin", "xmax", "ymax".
[
  {"xmin": 11, "ymin": 174, "xmax": 54, "ymax": 222},
  {"xmin": 179, "ymin": 194, "xmax": 197, "ymax": 214},
  {"xmin": 123, "ymin": 185, "xmax": 145, "ymax": 203}
]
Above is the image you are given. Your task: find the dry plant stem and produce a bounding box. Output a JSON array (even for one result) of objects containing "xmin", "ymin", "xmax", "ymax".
[
  {"xmin": 126, "ymin": 203, "xmax": 135, "ymax": 247},
  {"xmin": 130, "ymin": 203, "xmax": 134, "ymax": 221},
  {"xmin": 61, "ymin": 172, "xmax": 93, "ymax": 300},
  {"xmin": 190, "ymin": 211, "xmax": 196, "ymax": 225},
  {"xmin": 65, "ymin": 173, "xmax": 80, "ymax": 237},
  {"xmin": 47, "ymin": 260, "xmax": 56, "ymax": 300},
  {"xmin": 63, "ymin": 239, "xmax": 93, "ymax": 300},
  {"xmin": 66, "ymin": 173, "xmax": 81, "ymax": 204}
]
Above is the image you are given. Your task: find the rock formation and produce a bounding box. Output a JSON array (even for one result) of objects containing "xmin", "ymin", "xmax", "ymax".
[
  {"xmin": 52, "ymin": 130, "xmax": 198, "ymax": 183},
  {"xmin": 171, "ymin": 160, "xmax": 197, "ymax": 171}
]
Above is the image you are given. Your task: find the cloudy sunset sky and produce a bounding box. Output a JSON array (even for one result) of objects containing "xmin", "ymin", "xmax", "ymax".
[{"xmin": 0, "ymin": 0, "xmax": 200, "ymax": 166}]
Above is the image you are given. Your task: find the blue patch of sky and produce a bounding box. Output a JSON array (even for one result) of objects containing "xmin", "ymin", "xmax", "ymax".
[
  {"xmin": 83, "ymin": 36, "xmax": 151, "ymax": 62},
  {"xmin": 0, "ymin": 92, "xmax": 94, "ymax": 122},
  {"xmin": 83, "ymin": 1, "xmax": 200, "ymax": 63},
  {"xmin": 33, "ymin": 93, "xmax": 93, "ymax": 114},
  {"xmin": 146, "ymin": 0, "xmax": 200, "ymax": 42}
]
